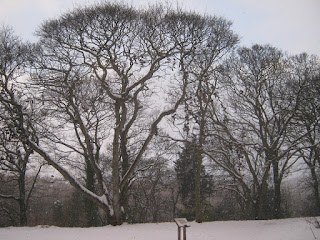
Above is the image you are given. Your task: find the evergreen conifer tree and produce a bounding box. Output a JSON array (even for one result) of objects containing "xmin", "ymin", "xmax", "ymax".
[{"xmin": 174, "ymin": 138, "xmax": 213, "ymax": 219}]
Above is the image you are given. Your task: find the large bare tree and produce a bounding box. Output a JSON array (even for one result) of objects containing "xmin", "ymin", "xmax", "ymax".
[
  {"xmin": 21, "ymin": 3, "xmax": 239, "ymax": 225},
  {"xmin": 0, "ymin": 3, "xmax": 238, "ymax": 225}
]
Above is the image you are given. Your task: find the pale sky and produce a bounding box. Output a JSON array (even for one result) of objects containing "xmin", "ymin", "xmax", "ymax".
[{"xmin": 1, "ymin": 0, "xmax": 319, "ymax": 55}]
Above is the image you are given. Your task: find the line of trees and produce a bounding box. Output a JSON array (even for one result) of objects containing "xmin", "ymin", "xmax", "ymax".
[{"xmin": 0, "ymin": 2, "xmax": 319, "ymax": 226}]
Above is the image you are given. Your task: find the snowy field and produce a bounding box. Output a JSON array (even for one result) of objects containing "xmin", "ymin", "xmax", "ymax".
[{"xmin": 0, "ymin": 217, "xmax": 319, "ymax": 240}]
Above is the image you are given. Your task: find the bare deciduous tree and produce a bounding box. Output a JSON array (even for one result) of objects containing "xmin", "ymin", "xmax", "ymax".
[
  {"xmin": 290, "ymin": 54, "xmax": 320, "ymax": 215},
  {"xmin": 0, "ymin": 26, "xmax": 42, "ymax": 226},
  {"xmin": 204, "ymin": 45, "xmax": 316, "ymax": 219},
  {"xmin": 27, "ymin": 3, "xmax": 238, "ymax": 225}
]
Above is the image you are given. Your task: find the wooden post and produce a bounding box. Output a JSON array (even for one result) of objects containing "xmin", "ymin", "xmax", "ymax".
[
  {"xmin": 183, "ymin": 226, "xmax": 187, "ymax": 240},
  {"xmin": 174, "ymin": 218, "xmax": 190, "ymax": 240}
]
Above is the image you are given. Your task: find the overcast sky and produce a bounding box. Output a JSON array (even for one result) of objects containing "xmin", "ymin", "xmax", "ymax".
[{"xmin": 1, "ymin": 0, "xmax": 319, "ymax": 55}]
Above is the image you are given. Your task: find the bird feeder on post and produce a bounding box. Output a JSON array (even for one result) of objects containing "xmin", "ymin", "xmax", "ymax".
[{"xmin": 174, "ymin": 218, "xmax": 190, "ymax": 240}]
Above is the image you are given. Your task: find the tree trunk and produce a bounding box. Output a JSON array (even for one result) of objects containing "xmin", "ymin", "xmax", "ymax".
[
  {"xmin": 245, "ymin": 198, "xmax": 255, "ymax": 220},
  {"xmin": 195, "ymin": 125, "xmax": 205, "ymax": 223},
  {"xmin": 194, "ymin": 150, "xmax": 202, "ymax": 223},
  {"xmin": 194, "ymin": 97, "xmax": 206, "ymax": 223},
  {"xmin": 310, "ymin": 165, "xmax": 320, "ymax": 215},
  {"xmin": 18, "ymin": 172, "xmax": 27, "ymax": 226},
  {"xmin": 256, "ymin": 179, "xmax": 269, "ymax": 220},
  {"xmin": 111, "ymin": 190, "xmax": 123, "ymax": 225},
  {"xmin": 120, "ymin": 130, "xmax": 130, "ymax": 221},
  {"xmin": 255, "ymin": 192, "xmax": 264, "ymax": 219},
  {"xmin": 313, "ymin": 148, "xmax": 320, "ymax": 215},
  {"xmin": 85, "ymin": 158, "xmax": 98, "ymax": 226},
  {"xmin": 272, "ymin": 159, "xmax": 282, "ymax": 219},
  {"xmin": 111, "ymin": 101, "xmax": 124, "ymax": 226}
]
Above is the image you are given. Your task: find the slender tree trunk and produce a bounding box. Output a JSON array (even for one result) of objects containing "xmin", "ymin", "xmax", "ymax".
[
  {"xmin": 272, "ymin": 159, "xmax": 282, "ymax": 219},
  {"xmin": 120, "ymin": 131, "xmax": 129, "ymax": 221},
  {"xmin": 18, "ymin": 171, "xmax": 27, "ymax": 226},
  {"xmin": 195, "ymin": 118, "xmax": 205, "ymax": 223},
  {"xmin": 310, "ymin": 165, "xmax": 320, "ymax": 215},
  {"xmin": 111, "ymin": 140, "xmax": 123, "ymax": 226},
  {"xmin": 194, "ymin": 149, "xmax": 202, "ymax": 223},
  {"xmin": 111, "ymin": 101, "xmax": 123, "ymax": 225},
  {"xmin": 120, "ymin": 179, "xmax": 129, "ymax": 221},
  {"xmin": 313, "ymin": 148, "xmax": 320, "ymax": 214}
]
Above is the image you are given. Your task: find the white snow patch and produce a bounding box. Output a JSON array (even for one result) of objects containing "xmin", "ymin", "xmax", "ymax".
[
  {"xmin": 0, "ymin": 217, "xmax": 319, "ymax": 240},
  {"xmin": 98, "ymin": 195, "xmax": 108, "ymax": 206},
  {"xmin": 97, "ymin": 194, "xmax": 113, "ymax": 216}
]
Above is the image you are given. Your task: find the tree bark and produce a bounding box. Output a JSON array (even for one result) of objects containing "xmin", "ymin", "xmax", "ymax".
[
  {"xmin": 194, "ymin": 150, "xmax": 202, "ymax": 223},
  {"xmin": 111, "ymin": 101, "xmax": 123, "ymax": 225},
  {"xmin": 120, "ymin": 126, "xmax": 130, "ymax": 221},
  {"xmin": 272, "ymin": 159, "xmax": 282, "ymax": 219},
  {"xmin": 256, "ymin": 182, "xmax": 268, "ymax": 220},
  {"xmin": 310, "ymin": 163, "xmax": 320, "ymax": 215},
  {"xmin": 18, "ymin": 171, "xmax": 27, "ymax": 226},
  {"xmin": 84, "ymin": 157, "xmax": 98, "ymax": 226},
  {"xmin": 195, "ymin": 119, "xmax": 205, "ymax": 223}
]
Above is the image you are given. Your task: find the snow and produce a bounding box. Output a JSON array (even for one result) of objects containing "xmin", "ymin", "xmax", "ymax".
[{"xmin": 0, "ymin": 217, "xmax": 319, "ymax": 240}]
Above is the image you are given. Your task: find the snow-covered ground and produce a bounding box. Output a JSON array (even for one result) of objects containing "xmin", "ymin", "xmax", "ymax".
[{"xmin": 0, "ymin": 217, "xmax": 319, "ymax": 240}]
